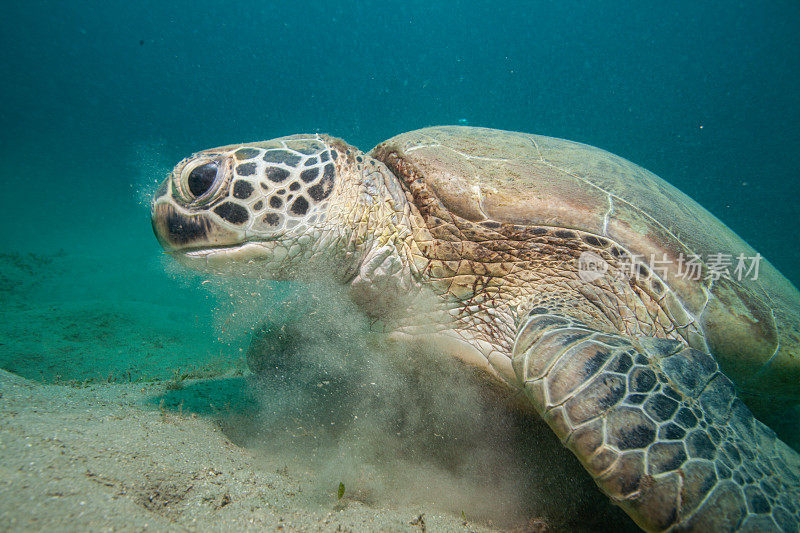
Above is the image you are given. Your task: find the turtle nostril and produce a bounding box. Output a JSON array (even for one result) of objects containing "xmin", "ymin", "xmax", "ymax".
[{"xmin": 187, "ymin": 161, "xmax": 219, "ymax": 198}]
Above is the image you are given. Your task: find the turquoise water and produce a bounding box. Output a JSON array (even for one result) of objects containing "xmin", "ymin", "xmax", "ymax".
[
  {"xmin": 2, "ymin": 1, "xmax": 799, "ymax": 277},
  {"xmin": 2, "ymin": 0, "xmax": 798, "ymax": 379},
  {"xmin": 1, "ymin": 2, "xmax": 799, "ymax": 530}
]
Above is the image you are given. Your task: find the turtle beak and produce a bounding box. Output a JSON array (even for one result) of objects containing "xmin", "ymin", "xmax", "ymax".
[{"xmin": 151, "ymin": 200, "xmax": 240, "ymax": 253}]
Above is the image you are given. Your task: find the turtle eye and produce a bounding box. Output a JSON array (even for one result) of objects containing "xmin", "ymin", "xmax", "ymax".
[{"xmin": 187, "ymin": 161, "xmax": 219, "ymax": 198}]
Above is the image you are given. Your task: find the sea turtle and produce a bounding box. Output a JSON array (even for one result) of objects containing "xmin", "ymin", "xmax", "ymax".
[{"xmin": 151, "ymin": 126, "xmax": 800, "ymax": 532}]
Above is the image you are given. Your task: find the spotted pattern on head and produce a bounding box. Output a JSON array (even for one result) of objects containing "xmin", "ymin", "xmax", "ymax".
[
  {"xmin": 155, "ymin": 137, "xmax": 339, "ymax": 238},
  {"xmin": 226, "ymin": 139, "xmax": 337, "ymax": 232}
]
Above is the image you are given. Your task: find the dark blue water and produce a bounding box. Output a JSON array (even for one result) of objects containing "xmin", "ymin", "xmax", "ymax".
[{"xmin": 1, "ymin": 0, "xmax": 799, "ymax": 281}]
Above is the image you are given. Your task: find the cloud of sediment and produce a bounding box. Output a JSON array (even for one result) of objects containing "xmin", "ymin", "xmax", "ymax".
[{"xmin": 202, "ymin": 278, "xmax": 625, "ymax": 530}]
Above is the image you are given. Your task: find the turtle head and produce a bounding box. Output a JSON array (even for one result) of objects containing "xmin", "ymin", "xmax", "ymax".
[{"xmin": 151, "ymin": 134, "xmax": 368, "ymax": 279}]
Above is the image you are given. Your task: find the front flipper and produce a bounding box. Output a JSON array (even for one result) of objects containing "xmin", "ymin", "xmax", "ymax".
[{"xmin": 512, "ymin": 312, "xmax": 800, "ymax": 532}]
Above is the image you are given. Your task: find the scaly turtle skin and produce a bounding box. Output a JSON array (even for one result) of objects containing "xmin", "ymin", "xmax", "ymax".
[{"xmin": 151, "ymin": 126, "xmax": 800, "ymax": 532}]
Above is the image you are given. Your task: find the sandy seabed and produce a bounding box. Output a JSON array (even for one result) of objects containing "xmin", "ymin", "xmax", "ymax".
[{"xmin": 0, "ymin": 369, "xmax": 501, "ymax": 532}]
